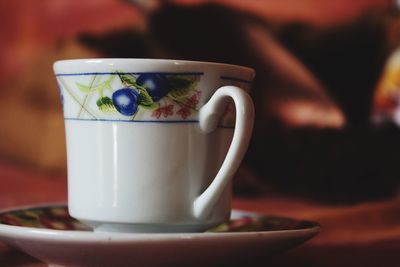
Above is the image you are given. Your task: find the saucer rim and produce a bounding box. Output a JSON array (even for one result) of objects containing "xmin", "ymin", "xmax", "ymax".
[{"xmin": 0, "ymin": 202, "xmax": 320, "ymax": 242}]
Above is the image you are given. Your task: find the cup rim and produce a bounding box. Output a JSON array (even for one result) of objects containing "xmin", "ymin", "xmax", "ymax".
[{"xmin": 53, "ymin": 58, "xmax": 255, "ymax": 74}]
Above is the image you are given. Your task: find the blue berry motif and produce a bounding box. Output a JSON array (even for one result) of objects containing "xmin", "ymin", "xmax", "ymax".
[
  {"xmin": 112, "ymin": 88, "xmax": 139, "ymax": 116},
  {"xmin": 73, "ymin": 72, "xmax": 201, "ymax": 121},
  {"xmin": 136, "ymin": 74, "xmax": 170, "ymax": 102}
]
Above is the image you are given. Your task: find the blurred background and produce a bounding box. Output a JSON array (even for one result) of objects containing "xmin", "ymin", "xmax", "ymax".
[{"xmin": 1, "ymin": 0, "xmax": 400, "ymax": 204}]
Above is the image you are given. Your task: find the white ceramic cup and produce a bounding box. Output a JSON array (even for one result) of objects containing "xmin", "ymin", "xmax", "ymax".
[{"xmin": 53, "ymin": 59, "xmax": 255, "ymax": 233}]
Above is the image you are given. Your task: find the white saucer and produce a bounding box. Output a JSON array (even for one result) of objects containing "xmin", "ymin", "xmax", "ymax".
[{"xmin": 0, "ymin": 204, "xmax": 319, "ymax": 267}]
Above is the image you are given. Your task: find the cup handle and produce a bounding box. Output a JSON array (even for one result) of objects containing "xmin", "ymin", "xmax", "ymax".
[{"xmin": 193, "ymin": 85, "xmax": 255, "ymax": 220}]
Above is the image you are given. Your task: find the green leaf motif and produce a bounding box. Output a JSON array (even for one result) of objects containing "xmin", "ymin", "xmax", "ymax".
[
  {"xmin": 96, "ymin": 96, "xmax": 116, "ymax": 112},
  {"xmin": 137, "ymin": 87, "xmax": 157, "ymax": 109},
  {"xmin": 168, "ymin": 76, "xmax": 196, "ymax": 99},
  {"xmin": 76, "ymin": 82, "xmax": 98, "ymax": 93},
  {"xmin": 76, "ymin": 75, "xmax": 115, "ymax": 96},
  {"xmin": 119, "ymin": 73, "xmax": 137, "ymax": 87}
]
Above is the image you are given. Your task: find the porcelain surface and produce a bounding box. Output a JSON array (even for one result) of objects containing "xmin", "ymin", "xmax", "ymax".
[{"xmin": 54, "ymin": 59, "xmax": 255, "ymax": 232}]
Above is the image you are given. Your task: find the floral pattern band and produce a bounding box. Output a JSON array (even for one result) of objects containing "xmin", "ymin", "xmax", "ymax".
[{"xmin": 55, "ymin": 72, "xmax": 251, "ymax": 127}]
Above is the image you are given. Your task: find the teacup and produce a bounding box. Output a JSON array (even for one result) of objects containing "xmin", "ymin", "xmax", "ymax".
[{"xmin": 53, "ymin": 58, "xmax": 255, "ymax": 233}]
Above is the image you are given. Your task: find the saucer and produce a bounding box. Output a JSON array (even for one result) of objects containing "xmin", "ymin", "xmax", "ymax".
[{"xmin": 0, "ymin": 204, "xmax": 319, "ymax": 267}]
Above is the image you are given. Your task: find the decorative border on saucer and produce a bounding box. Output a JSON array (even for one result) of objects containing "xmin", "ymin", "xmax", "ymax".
[
  {"xmin": 0, "ymin": 205, "xmax": 89, "ymax": 231},
  {"xmin": 0, "ymin": 205, "xmax": 318, "ymax": 233}
]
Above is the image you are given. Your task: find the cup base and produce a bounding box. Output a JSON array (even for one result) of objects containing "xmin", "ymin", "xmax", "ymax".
[{"xmin": 81, "ymin": 220, "xmax": 219, "ymax": 233}]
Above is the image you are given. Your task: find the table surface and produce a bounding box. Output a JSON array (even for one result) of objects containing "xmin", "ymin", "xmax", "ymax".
[{"xmin": 0, "ymin": 161, "xmax": 399, "ymax": 267}]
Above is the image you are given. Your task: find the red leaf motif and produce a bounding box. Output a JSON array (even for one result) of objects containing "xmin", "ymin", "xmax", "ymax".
[
  {"xmin": 152, "ymin": 104, "xmax": 175, "ymax": 119},
  {"xmin": 163, "ymin": 104, "xmax": 174, "ymax": 117},
  {"xmin": 184, "ymin": 92, "xmax": 200, "ymax": 109},
  {"xmin": 151, "ymin": 107, "xmax": 163, "ymax": 119},
  {"xmin": 177, "ymin": 108, "xmax": 191, "ymax": 119}
]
